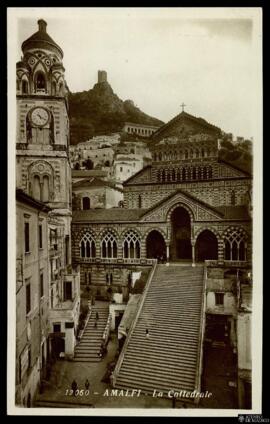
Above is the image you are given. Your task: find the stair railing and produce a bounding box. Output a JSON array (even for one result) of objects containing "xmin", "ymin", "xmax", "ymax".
[
  {"xmin": 194, "ymin": 263, "xmax": 207, "ymax": 403},
  {"xmin": 111, "ymin": 260, "xmax": 157, "ymax": 387},
  {"xmin": 77, "ymin": 308, "xmax": 92, "ymax": 344},
  {"xmin": 102, "ymin": 313, "xmax": 112, "ymax": 345}
]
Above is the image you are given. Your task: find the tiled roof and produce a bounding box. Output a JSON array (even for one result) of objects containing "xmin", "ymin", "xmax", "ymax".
[
  {"xmin": 72, "ymin": 209, "xmax": 146, "ymax": 223},
  {"xmin": 215, "ymin": 206, "xmax": 251, "ymax": 220},
  {"xmin": 72, "ymin": 170, "xmax": 107, "ymax": 177}
]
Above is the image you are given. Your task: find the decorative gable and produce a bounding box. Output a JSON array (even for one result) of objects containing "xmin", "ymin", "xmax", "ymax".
[{"xmin": 140, "ymin": 191, "xmax": 223, "ymax": 223}]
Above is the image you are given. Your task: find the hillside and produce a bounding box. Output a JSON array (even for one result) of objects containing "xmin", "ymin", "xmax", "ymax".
[
  {"xmin": 68, "ymin": 80, "xmax": 164, "ymax": 145},
  {"xmin": 219, "ymin": 139, "xmax": 253, "ymax": 175}
]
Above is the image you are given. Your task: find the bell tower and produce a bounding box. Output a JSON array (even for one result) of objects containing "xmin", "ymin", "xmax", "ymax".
[{"xmin": 16, "ymin": 19, "xmax": 72, "ymax": 261}]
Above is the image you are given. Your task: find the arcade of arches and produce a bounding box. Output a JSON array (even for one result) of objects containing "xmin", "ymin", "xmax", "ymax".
[{"xmin": 74, "ymin": 209, "xmax": 248, "ymax": 266}]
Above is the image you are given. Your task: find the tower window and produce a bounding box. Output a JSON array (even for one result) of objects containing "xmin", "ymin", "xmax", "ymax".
[
  {"xmin": 26, "ymin": 281, "xmax": 31, "ymax": 314},
  {"xmin": 24, "ymin": 222, "xmax": 30, "ymax": 253},
  {"xmin": 39, "ymin": 224, "xmax": 43, "ymax": 249},
  {"xmin": 231, "ymin": 190, "xmax": 236, "ymax": 206},
  {"xmin": 35, "ymin": 72, "xmax": 46, "ymax": 91},
  {"xmin": 40, "ymin": 272, "xmax": 44, "ymax": 298},
  {"xmin": 22, "ymin": 80, "xmax": 28, "ymax": 94}
]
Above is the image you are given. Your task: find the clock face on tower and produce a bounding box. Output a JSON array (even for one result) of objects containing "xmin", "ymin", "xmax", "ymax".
[{"xmin": 30, "ymin": 107, "xmax": 50, "ymax": 127}]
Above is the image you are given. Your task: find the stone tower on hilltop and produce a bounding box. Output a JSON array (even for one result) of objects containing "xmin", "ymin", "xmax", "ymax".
[{"xmin": 98, "ymin": 70, "xmax": 107, "ymax": 83}]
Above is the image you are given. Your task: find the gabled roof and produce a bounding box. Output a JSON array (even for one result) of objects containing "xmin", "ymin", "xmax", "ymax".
[
  {"xmin": 151, "ymin": 111, "xmax": 221, "ymax": 143},
  {"xmin": 123, "ymin": 165, "xmax": 151, "ymax": 185},
  {"xmin": 215, "ymin": 206, "xmax": 250, "ymax": 220},
  {"xmin": 218, "ymin": 158, "xmax": 252, "ymax": 177},
  {"xmin": 73, "ymin": 177, "xmax": 123, "ymax": 192}
]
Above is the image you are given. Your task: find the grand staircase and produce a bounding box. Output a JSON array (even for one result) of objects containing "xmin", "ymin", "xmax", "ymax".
[
  {"xmin": 113, "ymin": 264, "xmax": 205, "ymax": 397},
  {"xmin": 73, "ymin": 303, "xmax": 109, "ymax": 362}
]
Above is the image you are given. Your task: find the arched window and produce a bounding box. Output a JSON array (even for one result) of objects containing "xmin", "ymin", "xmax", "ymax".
[
  {"xmin": 172, "ymin": 169, "xmax": 176, "ymax": 181},
  {"xmin": 203, "ymin": 167, "xmax": 208, "ymax": 180},
  {"xmin": 161, "ymin": 169, "xmax": 166, "ymax": 182},
  {"xmin": 208, "ymin": 166, "xmax": 213, "ymax": 179},
  {"xmin": 231, "ymin": 190, "xmax": 236, "ymax": 206},
  {"xmin": 187, "ymin": 167, "xmax": 191, "ymax": 180},
  {"xmin": 138, "ymin": 195, "xmax": 142, "ymax": 208},
  {"xmin": 80, "ymin": 232, "xmax": 96, "ymax": 258},
  {"xmin": 51, "ymin": 81, "xmax": 57, "ymax": 95},
  {"xmin": 33, "ymin": 175, "xmax": 41, "ymax": 200},
  {"xmin": 197, "ymin": 167, "xmax": 202, "ymax": 180},
  {"xmin": 16, "ymin": 80, "xmax": 20, "ymax": 91},
  {"xmin": 182, "ymin": 168, "xmax": 186, "ymax": 181},
  {"xmin": 167, "ymin": 171, "xmax": 171, "ymax": 182},
  {"xmin": 82, "ymin": 197, "xmax": 90, "ymax": 210},
  {"xmin": 35, "ymin": 72, "xmax": 46, "ymax": 91},
  {"xmin": 42, "ymin": 175, "xmax": 49, "ymax": 202},
  {"xmin": 176, "ymin": 169, "xmax": 181, "ymax": 181},
  {"xmin": 123, "ymin": 230, "xmax": 141, "ymax": 259},
  {"xmin": 159, "ymin": 152, "xmax": 162, "ymax": 161},
  {"xmin": 192, "ymin": 167, "xmax": 197, "ymax": 180},
  {"xmin": 224, "ymin": 228, "xmax": 247, "ymax": 261},
  {"xmin": 22, "ymin": 80, "xmax": 28, "ymax": 94},
  {"xmin": 59, "ymin": 82, "xmax": 64, "ymax": 95},
  {"xmin": 185, "ymin": 150, "xmax": 188, "ymax": 159},
  {"xmin": 201, "ymin": 148, "xmax": 205, "ymax": 157},
  {"xmin": 196, "ymin": 149, "xmax": 200, "ymax": 158},
  {"xmin": 101, "ymin": 232, "xmax": 117, "ymax": 258}
]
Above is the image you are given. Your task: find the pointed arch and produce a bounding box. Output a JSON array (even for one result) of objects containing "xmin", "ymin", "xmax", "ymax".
[
  {"xmin": 122, "ymin": 230, "xmax": 141, "ymax": 259},
  {"xmin": 80, "ymin": 232, "xmax": 96, "ymax": 258}
]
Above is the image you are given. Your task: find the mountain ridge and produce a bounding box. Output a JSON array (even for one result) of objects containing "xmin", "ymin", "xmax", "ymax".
[{"xmin": 68, "ymin": 80, "xmax": 164, "ymax": 145}]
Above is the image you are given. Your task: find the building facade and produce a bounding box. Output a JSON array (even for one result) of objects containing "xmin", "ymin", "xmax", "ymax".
[
  {"xmin": 15, "ymin": 20, "xmax": 80, "ymax": 406},
  {"xmin": 72, "ymin": 111, "xmax": 252, "ymax": 285}
]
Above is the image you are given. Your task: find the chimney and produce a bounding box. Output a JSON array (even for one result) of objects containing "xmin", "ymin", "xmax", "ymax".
[{"xmin": 38, "ymin": 19, "xmax": 47, "ymax": 32}]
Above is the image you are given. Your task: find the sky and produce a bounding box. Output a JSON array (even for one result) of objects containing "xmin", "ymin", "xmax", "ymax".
[{"xmin": 12, "ymin": 8, "xmax": 262, "ymax": 139}]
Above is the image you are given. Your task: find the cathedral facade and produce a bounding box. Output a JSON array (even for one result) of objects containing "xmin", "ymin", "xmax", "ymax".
[{"xmin": 72, "ymin": 112, "xmax": 252, "ymax": 295}]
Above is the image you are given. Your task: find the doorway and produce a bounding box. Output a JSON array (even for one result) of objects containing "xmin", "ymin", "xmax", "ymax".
[{"xmin": 171, "ymin": 207, "xmax": 192, "ymax": 260}]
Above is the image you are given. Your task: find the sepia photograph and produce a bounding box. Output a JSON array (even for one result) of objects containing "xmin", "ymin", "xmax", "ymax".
[{"xmin": 7, "ymin": 7, "xmax": 262, "ymax": 416}]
